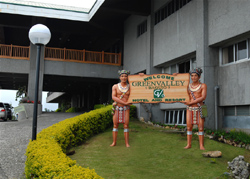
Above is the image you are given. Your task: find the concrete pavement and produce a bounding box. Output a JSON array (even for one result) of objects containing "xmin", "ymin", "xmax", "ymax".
[{"xmin": 0, "ymin": 112, "xmax": 82, "ymax": 179}]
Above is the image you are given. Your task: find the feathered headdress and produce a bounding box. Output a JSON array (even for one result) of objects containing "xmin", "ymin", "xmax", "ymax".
[
  {"xmin": 189, "ymin": 68, "xmax": 203, "ymax": 76},
  {"xmin": 118, "ymin": 70, "xmax": 130, "ymax": 76}
]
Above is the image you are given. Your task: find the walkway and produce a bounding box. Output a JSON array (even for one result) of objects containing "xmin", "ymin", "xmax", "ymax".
[{"xmin": 0, "ymin": 112, "xmax": 82, "ymax": 179}]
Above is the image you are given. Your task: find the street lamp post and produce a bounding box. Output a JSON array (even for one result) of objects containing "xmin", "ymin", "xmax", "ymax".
[{"xmin": 28, "ymin": 24, "xmax": 51, "ymax": 140}]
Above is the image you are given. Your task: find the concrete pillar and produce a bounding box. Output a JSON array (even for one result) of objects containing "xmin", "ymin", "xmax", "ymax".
[
  {"xmin": 196, "ymin": 0, "xmax": 216, "ymax": 129},
  {"xmin": 148, "ymin": 1, "xmax": 162, "ymax": 75},
  {"xmin": 27, "ymin": 43, "xmax": 45, "ymax": 103}
]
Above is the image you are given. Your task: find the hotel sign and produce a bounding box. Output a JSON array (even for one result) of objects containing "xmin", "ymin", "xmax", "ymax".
[{"xmin": 127, "ymin": 73, "xmax": 190, "ymax": 103}]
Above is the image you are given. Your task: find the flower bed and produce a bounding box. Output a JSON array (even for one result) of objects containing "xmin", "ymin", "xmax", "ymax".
[
  {"xmin": 203, "ymin": 128, "xmax": 250, "ymax": 149},
  {"xmin": 25, "ymin": 105, "xmax": 113, "ymax": 178},
  {"xmin": 149, "ymin": 121, "xmax": 250, "ymax": 149}
]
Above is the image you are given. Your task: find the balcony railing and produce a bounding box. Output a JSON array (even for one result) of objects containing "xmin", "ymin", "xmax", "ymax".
[
  {"xmin": 0, "ymin": 44, "xmax": 30, "ymax": 60},
  {"xmin": 0, "ymin": 44, "xmax": 121, "ymax": 66}
]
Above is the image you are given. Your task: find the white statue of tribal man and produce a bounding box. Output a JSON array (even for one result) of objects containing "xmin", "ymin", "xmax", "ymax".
[
  {"xmin": 110, "ymin": 70, "xmax": 131, "ymax": 147},
  {"xmin": 182, "ymin": 68, "xmax": 207, "ymax": 150}
]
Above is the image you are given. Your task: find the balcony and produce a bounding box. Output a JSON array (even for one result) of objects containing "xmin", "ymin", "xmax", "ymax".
[{"xmin": 0, "ymin": 44, "xmax": 121, "ymax": 66}]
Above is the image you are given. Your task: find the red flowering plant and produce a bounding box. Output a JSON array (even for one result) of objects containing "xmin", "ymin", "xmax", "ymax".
[{"xmin": 20, "ymin": 99, "xmax": 41, "ymax": 104}]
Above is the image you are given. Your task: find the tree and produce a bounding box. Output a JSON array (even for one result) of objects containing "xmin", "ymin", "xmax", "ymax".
[{"xmin": 15, "ymin": 86, "xmax": 28, "ymax": 101}]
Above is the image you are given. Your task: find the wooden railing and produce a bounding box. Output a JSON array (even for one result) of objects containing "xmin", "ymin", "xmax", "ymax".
[
  {"xmin": 0, "ymin": 44, "xmax": 30, "ymax": 60},
  {"xmin": 45, "ymin": 47, "xmax": 121, "ymax": 66},
  {"xmin": 0, "ymin": 44, "xmax": 121, "ymax": 66}
]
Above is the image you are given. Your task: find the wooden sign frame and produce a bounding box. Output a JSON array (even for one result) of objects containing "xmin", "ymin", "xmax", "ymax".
[{"xmin": 127, "ymin": 73, "xmax": 190, "ymax": 103}]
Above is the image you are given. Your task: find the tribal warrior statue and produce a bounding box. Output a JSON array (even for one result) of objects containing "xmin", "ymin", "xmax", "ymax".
[
  {"xmin": 110, "ymin": 70, "xmax": 131, "ymax": 147},
  {"xmin": 183, "ymin": 68, "xmax": 207, "ymax": 150}
]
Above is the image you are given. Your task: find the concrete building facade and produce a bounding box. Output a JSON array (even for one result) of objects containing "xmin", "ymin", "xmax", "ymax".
[
  {"xmin": 1, "ymin": 0, "xmax": 250, "ymax": 131},
  {"xmin": 123, "ymin": 0, "xmax": 250, "ymax": 131}
]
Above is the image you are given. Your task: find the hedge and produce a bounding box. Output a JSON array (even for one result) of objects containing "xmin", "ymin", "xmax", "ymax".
[
  {"xmin": 94, "ymin": 104, "xmax": 106, "ymax": 110},
  {"xmin": 25, "ymin": 104, "xmax": 137, "ymax": 178},
  {"xmin": 25, "ymin": 105, "xmax": 113, "ymax": 178}
]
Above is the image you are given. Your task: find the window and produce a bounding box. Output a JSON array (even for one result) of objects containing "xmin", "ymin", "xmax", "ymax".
[
  {"xmin": 224, "ymin": 106, "xmax": 250, "ymax": 116},
  {"xmin": 237, "ymin": 106, "xmax": 250, "ymax": 116},
  {"xmin": 137, "ymin": 20, "xmax": 147, "ymax": 37},
  {"xmin": 179, "ymin": 61, "xmax": 190, "ymax": 73},
  {"xmin": 236, "ymin": 41, "xmax": 247, "ymax": 61},
  {"xmin": 165, "ymin": 110, "xmax": 186, "ymax": 125},
  {"xmin": 221, "ymin": 40, "xmax": 249, "ymax": 65},
  {"xmin": 170, "ymin": 64, "xmax": 177, "ymax": 74},
  {"xmin": 222, "ymin": 45, "xmax": 234, "ymax": 64},
  {"xmin": 162, "ymin": 58, "xmax": 196, "ymax": 74},
  {"xmin": 224, "ymin": 106, "xmax": 235, "ymax": 116},
  {"xmin": 154, "ymin": 0, "xmax": 192, "ymax": 25}
]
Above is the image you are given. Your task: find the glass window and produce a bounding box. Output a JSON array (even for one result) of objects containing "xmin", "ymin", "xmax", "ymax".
[
  {"xmin": 174, "ymin": 111, "xmax": 178, "ymax": 123},
  {"xmin": 163, "ymin": 58, "xmax": 195, "ymax": 74},
  {"xmin": 155, "ymin": 12, "xmax": 158, "ymax": 25},
  {"xmin": 154, "ymin": 0, "xmax": 192, "ymax": 25},
  {"xmin": 222, "ymin": 45, "xmax": 234, "ymax": 64},
  {"xmin": 170, "ymin": 64, "xmax": 176, "ymax": 74},
  {"xmin": 221, "ymin": 39, "xmax": 250, "ymax": 65},
  {"xmin": 165, "ymin": 109, "xmax": 186, "ymax": 125},
  {"xmin": 175, "ymin": 0, "xmax": 180, "ymax": 11},
  {"xmin": 224, "ymin": 106, "xmax": 235, "ymax": 116},
  {"xmin": 182, "ymin": 0, "xmax": 187, "ymax": 6},
  {"xmin": 164, "ymin": 6, "xmax": 168, "ymax": 18},
  {"xmin": 236, "ymin": 40, "xmax": 247, "ymax": 61},
  {"xmin": 179, "ymin": 61, "xmax": 190, "ymax": 73},
  {"xmin": 163, "ymin": 66, "xmax": 170, "ymax": 74},
  {"xmin": 191, "ymin": 58, "xmax": 197, "ymax": 69},
  {"xmin": 168, "ymin": 2, "xmax": 173, "ymax": 16},
  {"xmin": 236, "ymin": 106, "xmax": 250, "ymax": 116},
  {"xmin": 137, "ymin": 20, "xmax": 147, "ymax": 37},
  {"xmin": 161, "ymin": 8, "xmax": 165, "ymax": 21}
]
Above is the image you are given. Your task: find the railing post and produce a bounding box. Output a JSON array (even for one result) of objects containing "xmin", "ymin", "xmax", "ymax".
[
  {"xmin": 102, "ymin": 51, "xmax": 104, "ymax": 63},
  {"xmin": 28, "ymin": 46, "xmax": 31, "ymax": 60},
  {"xmin": 83, "ymin": 49, "xmax": 85, "ymax": 62},
  {"xmin": 64, "ymin": 48, "xmax": 66, "ymax": 60},
  {"xmin": 119, "ymin": 52, "xmax": 122, "ymax": 65},
  {"xmin": 10, "ymin": 44, "xmax": 13, "ymax": 57}
]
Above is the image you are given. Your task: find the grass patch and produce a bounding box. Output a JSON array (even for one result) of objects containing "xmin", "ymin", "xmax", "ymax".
[{"xmin": 70, "ymin": 119, "xmax": 250, "ymax": 179}]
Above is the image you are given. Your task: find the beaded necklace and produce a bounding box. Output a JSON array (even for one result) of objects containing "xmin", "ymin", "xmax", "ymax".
[
  {"xmin": 118, "ymin": 83, "xmax": 129, "ymax": 93},
  {"xmin": 189, "ymin": 83, "xmax": 201, "ymax": 92}
]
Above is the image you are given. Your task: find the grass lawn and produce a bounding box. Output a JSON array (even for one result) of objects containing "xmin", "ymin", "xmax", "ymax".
[{"xmin": 70, "ymin": 119, "xmax": 250, "ymax": 179}]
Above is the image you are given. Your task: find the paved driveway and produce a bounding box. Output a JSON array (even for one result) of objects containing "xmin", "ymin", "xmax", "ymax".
[{"xmin": 0, "ymin": 112, "xmax": 82, "ymax": 179}]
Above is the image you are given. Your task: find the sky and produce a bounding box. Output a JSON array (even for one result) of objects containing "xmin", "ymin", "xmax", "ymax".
[
  {"xmin": 22, "ymin": 0, "xmax": 97, "ymax": 9},
  {"xmin": 0, "ymin": 90, "xmax": 58, "ymax": 111}
]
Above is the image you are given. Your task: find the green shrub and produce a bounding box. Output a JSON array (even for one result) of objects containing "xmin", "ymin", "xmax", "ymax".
[
  {"xmin": 130, "ymin": 105, "xmax": 137, "ymax": 118},
  {"xmin": 25, "ymin": 105, "xmax": 113, "ymax": 178},
  {"xmin": 94, "ymin": 104, "xmax": 106, "ymax": 110},
  {"xmin": 66, "ymin": 107, "xmax": 78, "ymax": 113},
  {"xmin": 55, "ymin": 108, "xmax": 61, "ymax": 112},
  {"xmin": 204, "ymin": 128, "xmax": 250, "ymax": 145}
]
